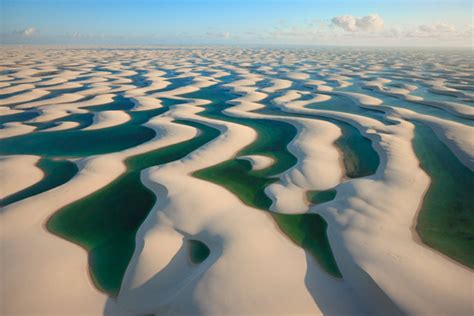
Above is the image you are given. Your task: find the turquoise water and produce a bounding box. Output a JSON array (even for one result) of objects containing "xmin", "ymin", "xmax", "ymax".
[
  {"xmin": 148, "ymin": 76, "xmax": 194, "ymax": 94},
  {"xmin": 186, "ymin": 86, "xmax": 343, "ymax": 277},
  {"xmin": 0, "ymin": 107, "xmax": 164, "ymax": 157},
  {"xmin": 0, "ymin": 110, "xmax": 39, "ymax": 125},
  {"xmin": 343, "ymin": 84, "xmax": 473, "ymax": 126},
  {"xmin": 189, "ymin": 240, "xmax": 211, "ymax": 264},
  {"xmin": 1, "ymin": 158, "xmax": 78, "ymax": 207},
  {"xmin": 47, "ymin": 120, "xmax": 221, "ymax": 296},
  {"xmin": 0, "ymin": 99, "xmax": 177, "ymax": 210},
  {"xmin": 2, "ymin": 54, "xmax": 472, "ymax": 300},
  {"xmin": 306, "ymin": 93, "xmax": 391, "ymax": 125},
  {"xmin": 258, "ymin": 107, "xmax": 380, "ymax": 179},
  {"xmin": 307, "ymin": 190, "xmax": 337, "ymax": 205},
  {"xmin": 413, "ymin": 124, "xmax": 474, "ymax": 268},
  {"xmin": 187, "ymin": 84, "xmax": 380, "ymax": 277},
  {"xmin": 87, "ymin": 94, "xmax": 136, "ymax": 111},
  {"xmin": 0, "ymin": 90, "xmax": 33, "ymax": 100},
  {"xmin": 332, "ymin": 119, "xmax": 379, "ymax": 178},
  {"xmin": 127, "ymin": 70, "xmax": 151, "ymax": 88},
  {"xmin": 31, "ymin": 113, "xmax": 95, "ymax": 131}
]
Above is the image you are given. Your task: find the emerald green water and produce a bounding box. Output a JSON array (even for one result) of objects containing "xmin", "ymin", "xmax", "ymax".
[
  {"xmin": 272, "ymin": 213, "xmax": 342, "ymax": 277},
  {"xmin": 344, "ymin": 84, "xmax": 473, "ymax": 126},
  {"xmin": 0, "ymin": 107, "xmax": 165, "ymax": 157},
  {"xmin": 258, "ymin": 107, "xmax": 380, "ymax": 179},
  {"xmin": 47, "ymin": 120, "xmax": 220, "ymax": 296},
  {"xmin": 2, "ymin": 57, "xmax": 470, "ymax": 305},
  {"xmin": 86, "ymin": 94, "xmax": 136, "ymax": 111},
  {"xmin": 189, "ymin": 240, "xmax": 211, "ymax": 264},
  {"xmin": 306, "ymin": 93, "xmax": 390, "ymax": 125},
  {"xmin": 2, "ymin": 81, "xmax": 381, "ymax": 290},
  {"xmin": 1, "ymin": 96, "xmax": 189, "ymax": 295},
  {"xmin": 1, "ymin": 158, "xmax": 78, "ymax": 207},
  {"xmin": 194, "ymin": 158, "xmax": 343, "ymax": 277},
  {"xmin": 307, "ymin": 190, "xmax": 337, "ymax": 205},
  {"xmin": 183, "ymin": 87, "xmax": 297, "ymax": 177},
  {"xmin": 0, "ymin": 97, "xmax": 189, "ymax": 157},
  {"xmin": 0, "ymin": 98, "xmax": 174, "ymax": 210},
  {"xmin": 187, "ymin": 86, "xmax": 342, "ymax": 277},
  {"xmin": 1, "ymin": 79, "xmax": 378, "ymax": 292},
  {"xmin": 413, "ymin": 124, "xmax": 474, "ymax": 268},
  {"xmin": 32, "ymin": 113, "xmax": 94, "ymax": 131},
  {"xmin": 196, "ymin": 159, "xmax": 277, "ymax": 210},
  {"xmin": 0, "ymin": 110, "xmax": 39, "ymax": 125},
  {"xmin": 333, "ymin": 120, "xmax": 379, "ymax": 178}
]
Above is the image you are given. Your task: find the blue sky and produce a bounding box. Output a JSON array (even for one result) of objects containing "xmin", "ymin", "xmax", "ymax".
[{"xmin": 1, "ymin": 0, "xmax": 472, "ymax": 46}]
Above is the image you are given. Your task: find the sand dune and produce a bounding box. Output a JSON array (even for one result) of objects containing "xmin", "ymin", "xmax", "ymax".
[
  {"xmin": 118, "ymin": 95, "xmax": 364, "ymax": 315},
  {"xmin": 0, "ymin": 122, "xmax": 36, "ymax": 139},
  {"xmin": 1, "ymin": 46, "xmax": 472, "ymax": 316},
  {"xmin": 237, "ymin": 154, "xmax": 274, "ymax": 170},
  {"xmin": 0, "ymin": 155, "xmax": 43, "ymax": 199},
  {"xmin": 84, "ymin": 110, "xmax": 131, "ymax": 130},
  {"xmin": 0, "ymin": 89, "xmax": 49, "ymax": 106},
  {"xmin": 42, "ymin": 121, "xmax": 80, "ymax": 132},
  {"xmin": 1, "ymin": 113, "xmax": 199, "ymax": 315}
]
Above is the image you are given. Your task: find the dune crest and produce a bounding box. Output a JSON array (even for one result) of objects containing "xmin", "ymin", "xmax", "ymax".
[{"xmin": 0, "ymin": 46, "xmax": 472, "ymax": 316}]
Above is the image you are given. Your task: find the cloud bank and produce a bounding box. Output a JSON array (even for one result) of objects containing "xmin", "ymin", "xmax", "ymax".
[
  {"xmin": 2, "ymin": 15, "xmax": 471, "ymax": 47},
  {"xmin": 17, "ymin": 27, "xmax": 37, "ymax": 37},
  {"xmin": 331, "ymin": 14, "xmax": 384, "ymax": 32},
  {"xmin": 205, "ymin": 31, "xmax": 231, "ymax": 39}
]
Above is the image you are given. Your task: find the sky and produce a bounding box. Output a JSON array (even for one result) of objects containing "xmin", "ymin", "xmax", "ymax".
[{"xmin": 1, "ymin": 0, "xmax": 473, "ymax": 47}]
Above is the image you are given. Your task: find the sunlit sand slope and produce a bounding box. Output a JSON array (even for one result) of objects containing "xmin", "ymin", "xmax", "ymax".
[{"xmin": 0, "ymin": 47, "xmax": 472, "ymax": 316}]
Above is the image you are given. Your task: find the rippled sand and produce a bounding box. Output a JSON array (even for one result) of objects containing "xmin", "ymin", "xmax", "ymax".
[{"xmin": 0, "ymin": 47, "xmax": 472, "ymax": 315}]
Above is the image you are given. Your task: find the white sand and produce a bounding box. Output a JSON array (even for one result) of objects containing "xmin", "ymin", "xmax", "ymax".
[
  {"xmin": 265, "ymin": 118, "xmax": 343, "ymax": 214},
  {"xmin": 84, "ymin": 110, "xmax": 131, "ymax": 130},
  {"xmin": 219, "ymin": 71, "xmax": 472, "ymax": 314},
  {"xmin": 0, "ymin": 155, "xmax": 43, "ymax": 199},
  {"xmin": 42, "ymin": 121, "xmax": 80, "ymax": 132},
  {"xmin": 0, "ymin": 83, "xmax": 33, "ymax": 95},
  {"xmin": 0, "ymin": 122, "xmax": 36, "ymax": 139},
  {"xmin": 129, "ymin": 96, "xmax": 163, "ymax": 111},
  {"xmin": 16, "ymin": 93, "xmax": 85, "ymax": 109},
  {"xmin": 1, "ymin": 47, "xmax": 472, "ymax": 316},
  {"xmin": 118, "ymin": 92, "xmax": 364, "ymax": 315},
  {"xmin": 237, "ymin": 154, "xmax": 274, "ymax": 171},
  {"xmin": 0, "ymin": 89, "xmax": 49, "ymax": 106},
  {"xmin": 1, "ymin": 116, "xmax": 199, "ymax": 315},
  {"xmin": 262, "ymin": 78, "xmax": 292, "ymax": 93},
  {"xmin": 273, "ymin": 83, "xmax": 473, "ymax": 315},
  {"xmin": 0, "ymin": 106, "xmax": 22, "ymax": 115}
]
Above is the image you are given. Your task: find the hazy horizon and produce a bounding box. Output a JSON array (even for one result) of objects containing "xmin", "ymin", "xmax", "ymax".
[{"xmin": 1, "ymin": 0, "xmax": 473, "ymax": 47}]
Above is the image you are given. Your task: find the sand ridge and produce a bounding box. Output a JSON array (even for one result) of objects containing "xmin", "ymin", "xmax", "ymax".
[{"xmin": 0, "ymin": 46, "xmax": 472, "ymax": 316}]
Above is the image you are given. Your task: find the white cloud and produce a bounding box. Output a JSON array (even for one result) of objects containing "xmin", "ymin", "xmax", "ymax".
[
  {"xmin": 331, "ymin": 14, "xmax": 384, "ymax": 32},
  {"xmin": 418, "ymin": 23, "xmax": 456, "ymax": 34},
  {"xmin": 331, "ymin": 15, "xmax": 357, "ymax": 32},
  {"xmin": 19, "ymin": 27, "xmax": 37, "ymax": 37},
  {"xmin": 258, "ymin": 14, "xmax": 470, "ymax": 47},
  {"xmin": 396, "ymin": 23, "xmax": 471, "ymax": 40},
  {"xmin": 205, "ymin": 31, "xmax": 231, "ymax": 39}
]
